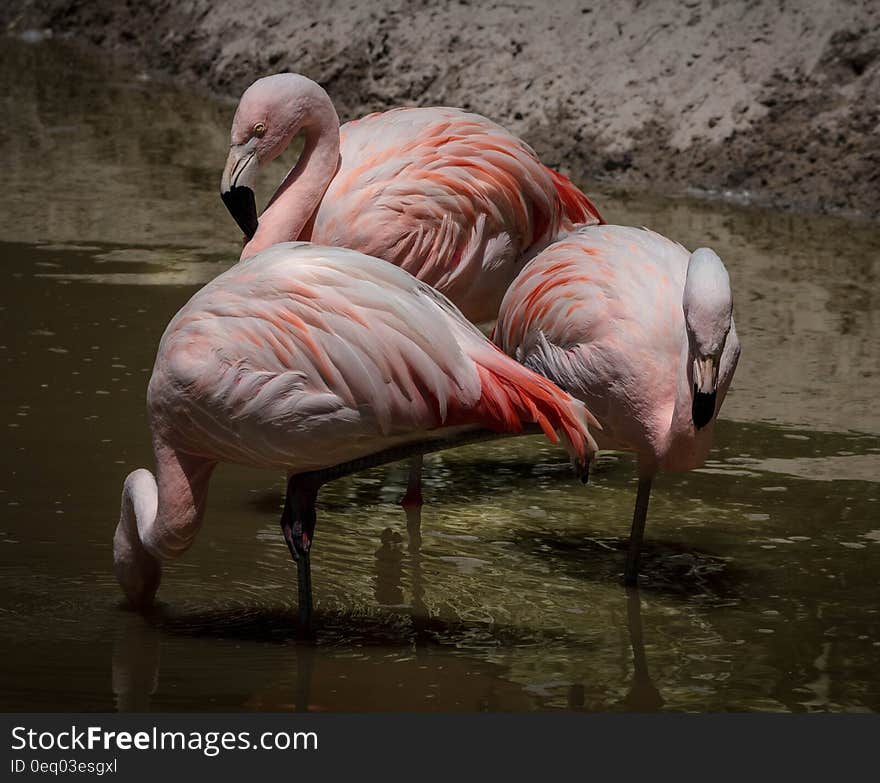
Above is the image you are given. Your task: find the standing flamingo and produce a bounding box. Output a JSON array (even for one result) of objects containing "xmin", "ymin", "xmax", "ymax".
[
  {"xmin": 219, "ymin": 73, "xmax": 602, "ymax": 326},
  {"xmin": 219, "ymin": 73, "xmax": 602, "ymax": 507},
  {"xmin": 114, "ymin": 243, "xmax": 598, "ymax": 626},
  {"xmin": 493, "ymin": 225, "xmax": 741, "ymax": 584}
]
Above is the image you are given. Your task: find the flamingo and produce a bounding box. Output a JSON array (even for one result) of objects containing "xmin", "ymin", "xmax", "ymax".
[
  {"xmin": 493, "ymin": 225, "xmax": 741, "ymax": 585},
  {"xmin": 219, "ymin": 73, "xmax": 602, "ymax": 508},
  {"xmin": 219, "ymin": 73, "xmax": 603, "ymax": 326},
  {"xmin": 114, "ymin": 243, "xmax": 599, "ymax": 626}
]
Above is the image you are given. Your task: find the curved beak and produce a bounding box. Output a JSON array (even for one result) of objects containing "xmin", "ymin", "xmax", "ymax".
[
  {"xmin": 692, "ymin": 356, "xmax": 718, "ymax": 429},
  {"xmin": 220, "ymin": 142, "xmax": 259, "ymax": 240}
]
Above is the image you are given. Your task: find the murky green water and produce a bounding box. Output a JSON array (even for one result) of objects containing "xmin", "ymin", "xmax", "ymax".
[{"xmin": 1, "ymin": 38, "xmax": 879, "ymax": 712}]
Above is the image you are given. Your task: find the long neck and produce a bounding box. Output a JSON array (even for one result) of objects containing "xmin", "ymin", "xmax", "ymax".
[
  {"xmin": 670, "ymin": 335, "xmax": 695, "ymax": 438},
  {"xmin": 115, "ymin": 468, "xmax": 160, "ymax": 607},
  {"xmin": 113, "ymin": 444, "xmax": 214, "ymax": 606},
  {"xmin": 146, "ymin": 443, "xmax": 215, "ymax": 558},
  {"xmin": 241, "ymin": 102, "xmax": 340, "ymax": 260}
]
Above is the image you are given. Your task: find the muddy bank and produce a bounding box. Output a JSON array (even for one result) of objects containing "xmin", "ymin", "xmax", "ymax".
[{"xmin": 4, "ymin": 0, "xmax": 879, "ymax": 217}]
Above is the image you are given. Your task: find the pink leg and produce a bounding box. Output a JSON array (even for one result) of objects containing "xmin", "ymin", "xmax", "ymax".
[{"xmin": 400, "ymin": 455, "xmax": 424, "ymax": 509}]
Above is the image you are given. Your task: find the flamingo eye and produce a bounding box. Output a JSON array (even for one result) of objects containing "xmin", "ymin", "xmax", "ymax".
[{"xmin": 253, "ymin": 122, "xmax": 266, "ymax": 137}]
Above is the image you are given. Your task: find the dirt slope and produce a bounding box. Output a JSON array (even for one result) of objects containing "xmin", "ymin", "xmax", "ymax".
[{"xmin": 4, "ymin": 0, "xmax": 878, "ymax": 217}]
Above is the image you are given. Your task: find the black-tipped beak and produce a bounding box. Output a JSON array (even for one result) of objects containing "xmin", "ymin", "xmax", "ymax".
[
  {"xmin": 220, "ymin": 142, "xmax": 260, "ymax": 241},
  {"xmin": 691, "ymin": 355, "xmax": 719, "ymax": 429},
  {"xmin": 692, "ymin": 389, "xmax": 717, "ymax": 430},
  {"xmin": 221, "ymin": 186, "xmax": 258, "ymax": 240}
]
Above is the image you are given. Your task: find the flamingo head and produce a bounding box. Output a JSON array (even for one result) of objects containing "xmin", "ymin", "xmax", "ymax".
[
  {"xmin": 682, "ymin": 248, "xmax": 734, "ymax": 430},
  {"xmin": 220, "ymin": 73, "xmax": 335, "ymax": 241}
]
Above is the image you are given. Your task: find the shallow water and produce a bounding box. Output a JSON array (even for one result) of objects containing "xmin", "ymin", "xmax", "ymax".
[{"xmin": 1, "ymin": 38, "xmax": 879, "ymax": 712}]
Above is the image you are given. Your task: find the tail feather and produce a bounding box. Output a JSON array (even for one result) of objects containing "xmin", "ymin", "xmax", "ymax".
[
  {"xmin": 545, "ymin": 166, "xmax": 604, "ymax": 227},
  {"xmin": 451, "ymin": 345, "xmax": 599, "ymax": 470}
]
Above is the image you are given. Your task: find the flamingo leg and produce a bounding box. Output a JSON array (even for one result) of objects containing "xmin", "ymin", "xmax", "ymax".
[
  {"xmin": 400, "ymin": 455, "xmax": 424, "ymax": 509},
  {"xmin": 280, "ymin": 476, "xmax": 320, "ymax": 629},
  {"xmin": 624, "ymin": 477, "xmax": 653, "ymax": 585},
  {"xmin": 276, "ymin": 425, "xmax": 543, "ymax": 624}
]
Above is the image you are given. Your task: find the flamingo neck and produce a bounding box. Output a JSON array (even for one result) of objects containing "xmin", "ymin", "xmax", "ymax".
[
  {"xmin": 114, "ymin": 468, "xmax": 160, "ymax": 607},
  {"xmin": 241, "ymin": 102, "xmax": 340, "ymax": 260},
  {"xmin": 669, "ymin": 333, "xmax": 691, "ymax": 428},
  {"xmin": 113, "ymin": 444, "xmax": 215, "ymax": 606}
]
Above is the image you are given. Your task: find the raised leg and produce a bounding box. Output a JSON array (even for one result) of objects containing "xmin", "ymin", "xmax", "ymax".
[
  {"xmin": 624, "ymin": 477, "xmax": 653, "ymax": 586},
  {"xmin": 400, "ymin": 455, "xmax": 424, "ymax": 509},
  {"xmin": 280, "ymin": 476, "xmax": 320, "ymax": 629}
]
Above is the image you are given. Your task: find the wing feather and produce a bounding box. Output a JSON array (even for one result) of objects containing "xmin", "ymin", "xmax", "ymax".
[
  {"xmin": 151, "ymin": 242, "xmax": 597, "ymax": 472},
  {"xmin": 151, "ymin": 243, "xmax": 482, "ymax": 470},
  {"xmin": 310, "ymin": 107, "xmax": 601, "ymax": 323}
]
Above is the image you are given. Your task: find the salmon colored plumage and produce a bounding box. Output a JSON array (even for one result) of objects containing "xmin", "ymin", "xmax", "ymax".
[
  {"xmin": 114, "ymin": 243, "xmax": 598, "ymax": 623},
  {"xmin": 220, "ymin": 73, "xmax": 603, "ymax": 325},
  {"xmin": 495, "ymin": 225, "xmax": 741, "ymax": 584}
]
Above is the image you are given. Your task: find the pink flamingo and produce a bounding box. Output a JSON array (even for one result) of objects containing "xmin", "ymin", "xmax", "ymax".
[
  {"xmin": 219, "ymin": 73, "xmax": 602, "ymax": 508},
  {"xmin": 114, "ymin": 242, "xmax": 598, "ymax": 625},
  {"xmin": 219, "ymin": 73, "xmax": 602, "ymax": 326},
  {"xmin": 494, "ymin": 225, "xmax": 741, "ymax": 585}
]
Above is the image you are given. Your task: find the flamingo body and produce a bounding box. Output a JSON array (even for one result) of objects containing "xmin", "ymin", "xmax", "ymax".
[
  {"xmin": 495, "ymin": 226, "xmax": 740, "ymax": 472},
  {"xmin": 494, "ymin": 225, "xmax": 741, "ymax": 582},
  {"xmin": 222, "ymin": 74, "xmax": 602, "ymax": 324},
  {"xmin": 311, "ymin": 108, "xmax": 600, "ymax": 322},
  {"xmin": 152, "ymin": 242, "xmax": 593, "ymax": 469}
]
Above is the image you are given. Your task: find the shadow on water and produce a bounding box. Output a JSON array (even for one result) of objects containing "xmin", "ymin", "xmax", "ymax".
[
  {"xmin": 511, "ymin": 530, "xmax": 740, "ymax": 601},
  {"xmin": 140, "ymin": 511, "xmax": 573, "ymax": 649},
  {"xmin": 111, "ymin": 509, "xmax": 664, "ymax": 712},
  {"xmin": 95, "ymin": 421, "xmax": 880, "ymax": 712},
  {"xmin": 108, "ymin": 504, "xmax": 669, "ymax": 713},
  {"xmin": 622, "ymin": 588, "xmax": 665, "ymax": 712},
  {"xmin": 111, "ymin": 605, "xmax": 667, "ymax": 712}
]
